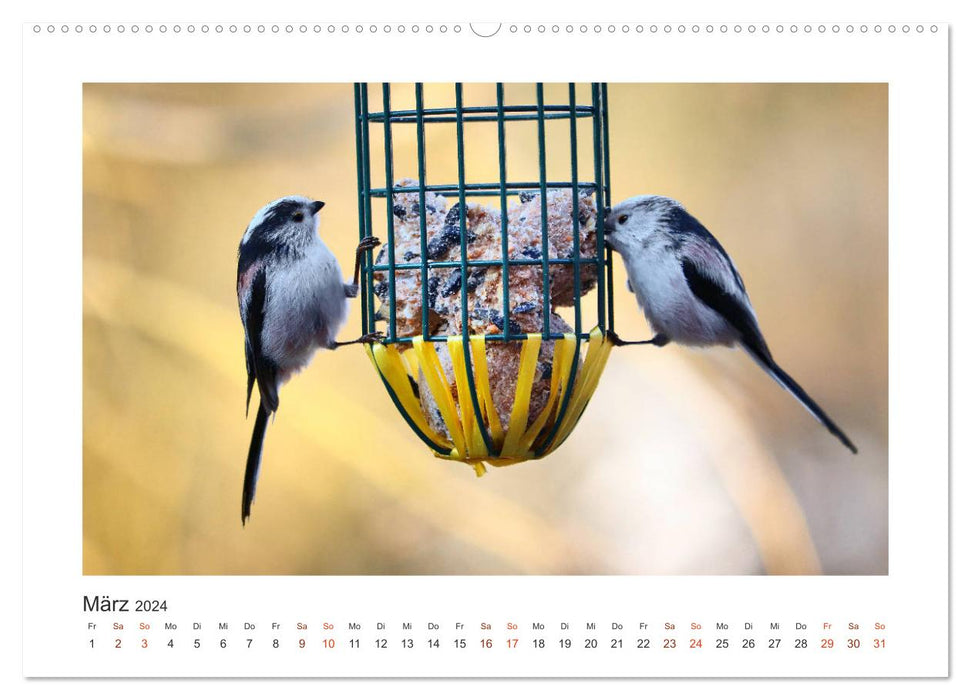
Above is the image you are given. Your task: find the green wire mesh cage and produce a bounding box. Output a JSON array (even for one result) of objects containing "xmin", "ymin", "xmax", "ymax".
[{"xmin": 355, "ymin": 82, "xmax": 615, "ymax": 475}]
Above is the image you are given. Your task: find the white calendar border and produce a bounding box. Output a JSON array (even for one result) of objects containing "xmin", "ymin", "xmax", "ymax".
[{"xmin": 20, "ymin": 13, "xmax": 948, "ymax": 681}]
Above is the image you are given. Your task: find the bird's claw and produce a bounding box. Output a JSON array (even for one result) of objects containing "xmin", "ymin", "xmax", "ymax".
[
  {"xmin": 605, "ymin": 330, "xmax": 625, "ymax": 346},
  {"xmin": 605, "ymin": 330, "xmax": 667, "ymax": 347},
  {"xmin": 357, "ymin": 236, "xmax": 381, "ymax": 254},
  {"xmin": 334, "ymin": 330, "xmax": 385, "ymax": 348},
  {"xmin": 352, "ymin": 237, "xmax": 382, "ymax": 289}
]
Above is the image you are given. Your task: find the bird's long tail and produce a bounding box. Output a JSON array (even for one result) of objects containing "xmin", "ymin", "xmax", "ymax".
[
  {"xmin": 242, "ymin": 401, "xmax": 271, "ymax": 525},
  {"xmin": 743, "ymin": 343, "xmax": 858, "ymax": 454}
]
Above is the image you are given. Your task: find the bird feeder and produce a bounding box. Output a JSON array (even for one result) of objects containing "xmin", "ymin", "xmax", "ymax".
[{"xmin": 354, "ymin": 82, "xmax": 616, "ymax": 475}]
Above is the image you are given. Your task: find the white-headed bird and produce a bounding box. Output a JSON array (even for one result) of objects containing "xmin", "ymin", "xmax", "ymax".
[
  {"xmin": 237, "ymin": 196, "xmax": 380, "ymax": 524},
  {"xmin": 605, "ymin": 194, "xmax": 856, "ymax": 454}
]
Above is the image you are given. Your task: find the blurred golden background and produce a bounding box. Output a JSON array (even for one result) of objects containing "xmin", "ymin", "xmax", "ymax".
[{"xmin": 83, "ymin": 83, "xmax": 887, "ymax": 575}]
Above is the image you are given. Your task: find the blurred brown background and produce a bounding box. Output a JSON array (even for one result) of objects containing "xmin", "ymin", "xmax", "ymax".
[{"xmin": 83, "ymin": 83, "xmax": 887, "ymax": 575}]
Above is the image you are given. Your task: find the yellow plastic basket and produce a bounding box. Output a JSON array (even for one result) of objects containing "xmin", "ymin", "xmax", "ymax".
[{"xmin": 366, "ymin": 329, "xmax": 613, "ymax": 475}]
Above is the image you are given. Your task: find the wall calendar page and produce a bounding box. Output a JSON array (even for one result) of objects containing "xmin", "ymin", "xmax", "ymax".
[{"xmin": 16, "ymin": 4, "xmax": 958, "ymax": 697}]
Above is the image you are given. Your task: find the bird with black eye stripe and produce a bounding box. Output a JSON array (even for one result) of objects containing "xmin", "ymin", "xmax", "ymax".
[
  {"xmin": 604, "ymin": 194, "xmax": 857, "ymax": 454},
  {"xmin": 236, "ymin": 196, "xmax": 382, "ymax": 524}
]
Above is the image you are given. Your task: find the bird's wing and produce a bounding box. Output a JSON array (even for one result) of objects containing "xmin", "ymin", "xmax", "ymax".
[
  {"xmin": 244, "ymin": 340, "xmax": 257, "ymax": 416},
  {"xmin": 237, "ymin": 257, "xmax": 258, "ymax": 414},
  {"xmin": 681, "ymin": 231, "xmax": 857, "ymax": 454},
  {"xmin": 680, "ymin": 251, "xmax": 771, "ymax": 361},
  {"xmin": 238, "ymin": 264, "xmax": 280, "ymax": 414}
]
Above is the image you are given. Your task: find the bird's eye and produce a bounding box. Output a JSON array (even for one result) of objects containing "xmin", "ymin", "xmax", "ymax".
[
  {"xmin": 292, "ymin": 212, "xmax": 305, "ymax": 223},
  {"xmin": 618, "ymin": 214, "xmax": 629, "ymax": 225}
]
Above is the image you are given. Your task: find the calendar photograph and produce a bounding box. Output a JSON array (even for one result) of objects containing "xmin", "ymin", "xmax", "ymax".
[{"xmin": 82, "ymin": 81, "xmax": 888, "ymax": 577}]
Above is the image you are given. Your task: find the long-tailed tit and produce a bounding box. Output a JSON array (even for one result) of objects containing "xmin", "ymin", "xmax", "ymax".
[
  {"xmin": 604, "ymin": 194, "xmax": 857, "ymax": 454},
  {"xmin": 237, "ymin": 196, "xmax": 381, "ymax": 524}
]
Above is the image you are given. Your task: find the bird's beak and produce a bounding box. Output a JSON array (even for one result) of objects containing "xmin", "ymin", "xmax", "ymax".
[
  {"xmin": 311, "ymin": 200, "xmax": 326, "ymax": 214},
  {"xmin": 602, "ymin": 208, "xmax": 613, "ymax": 234},
  {"xmin": 603, "ymin": 218, "xmax": 616, "ymax": 250}
]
